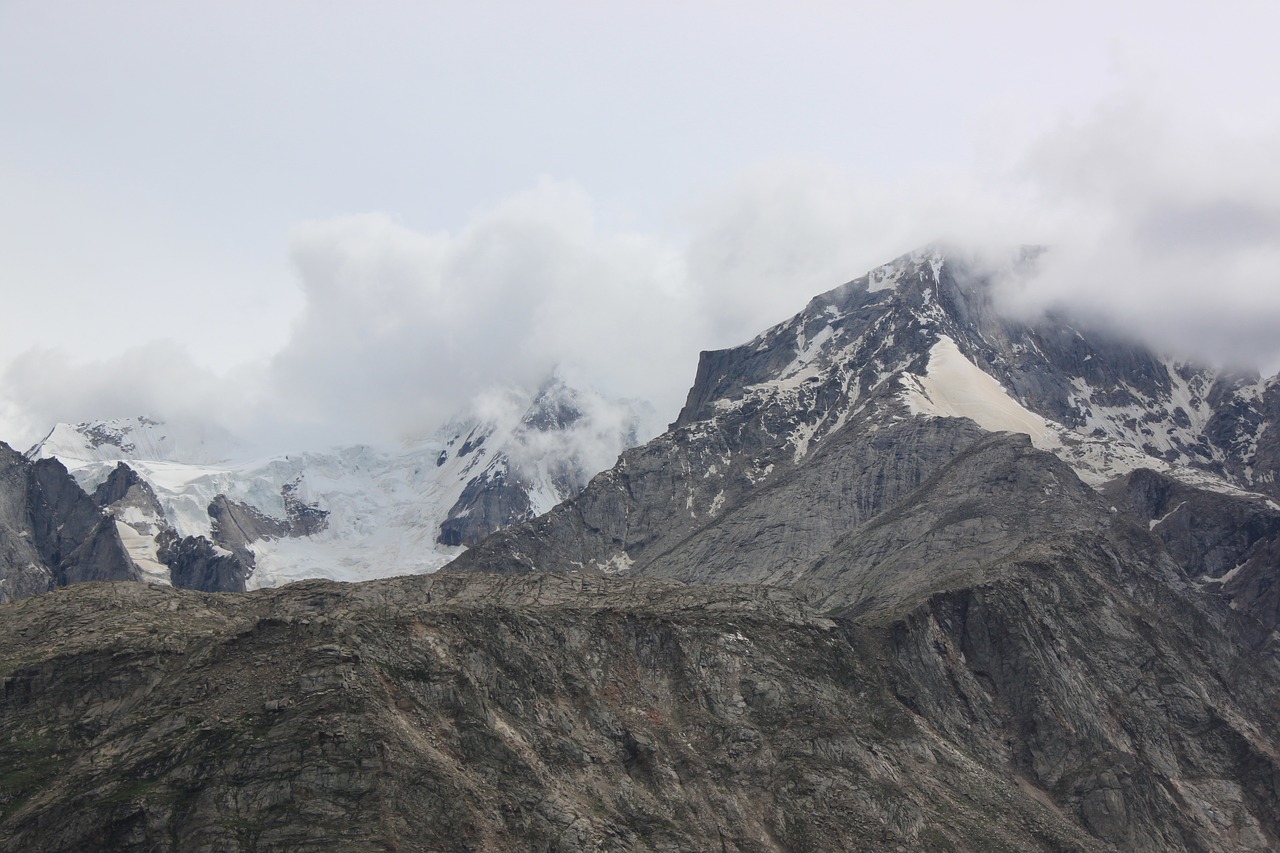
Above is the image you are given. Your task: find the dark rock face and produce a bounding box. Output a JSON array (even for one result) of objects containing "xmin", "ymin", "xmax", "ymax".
[
  {"xmin": 438, "ymin": 463, "xmax": 534, "ymax": 547},
  {"xmin": 25, "ymin": 457, "xmax": 138, "ymax": 587},
  {"xmin": 165, "ymin": 489, "xmax": 332, "ymax": 593},
  {"xmin": 91, "ymin": 460, "xmax": 148, "ymax": 507},
  {"xmin": 1105, "ymin": 468, "xmax": 1280, "ymax": 634},
  {"xmin": 282, "ymin": 479, "xmax": 329, "ymax": 537},
  {"xmin": 168, "ymin": 496, "xmax": 294, "ymax": 593},
  {"xmin": 156, "ymin": 531, "xmax": 248, "ymax": 594},
  {"xmin": 209, "ymin": 495, "xmax": 290, "ymax": 563},
  {"xmin": 89, "ymin": 472, "xmax": 331, "ymax": 593},
  {"xmin": 881, "ymin": 535, "xmax": 1280, "ymax": 851},
  {"xmin": 0, "ymin": 443, "xmax": 138, "ymax": 602},
  {"xmin": 0, "ymin": 444, "xmax": 54, "ymax": 602}
]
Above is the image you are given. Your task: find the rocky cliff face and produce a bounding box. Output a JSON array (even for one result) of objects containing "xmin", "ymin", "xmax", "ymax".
[
  {"xmin": 79, "ymin": 462, "xmax": 327, "ymax": 594},
  {"xmin": 1104, "ymin": 468, "xmax": 1280, "ymax": 634},
  {"xmin": 0, "ymin": 442, "xmax": 139, "ymax": 603}
]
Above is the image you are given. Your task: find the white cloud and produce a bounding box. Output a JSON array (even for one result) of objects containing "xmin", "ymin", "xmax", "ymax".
[
  {"xmin": 0, "ymin": 343, "xmax": 256, "ymax": 455},
  {"xmin": 994, "ymin": 97, "xmax": 1280, "ymax": 372},
  {"xmin": 261, "ymin": 180, "xmax": 702, "ymax": 448},
  {"xmin": 4, "ymin": 89, "xmax": 1280, "ymax": 453}
]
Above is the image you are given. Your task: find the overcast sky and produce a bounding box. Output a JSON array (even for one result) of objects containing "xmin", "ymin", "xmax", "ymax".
[{"xmin": 2, "ymin": 1, "xmax": 1278, "ymax": 452}]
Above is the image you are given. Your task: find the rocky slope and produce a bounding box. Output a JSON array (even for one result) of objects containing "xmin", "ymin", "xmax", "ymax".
[{"xmin": 437, "ymin": 246, "xmax": 1280, "ymax": 848}]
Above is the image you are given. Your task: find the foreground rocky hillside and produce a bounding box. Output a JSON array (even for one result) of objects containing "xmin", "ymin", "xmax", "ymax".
[{"xmin": 2, "ymin": 567, "xmax": 1275, "ymax": 852}]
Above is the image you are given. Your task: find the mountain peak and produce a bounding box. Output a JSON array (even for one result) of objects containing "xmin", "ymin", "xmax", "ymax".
[
  {"xmin": 521, "ymin": 375, "xmax": 585, "ymax": 432},
  {"xmin": 668, "ymin": 244, "xmax": 1280, "ymax": 497},
  {"xmin": 28, "ymin": 416, "xmax": 238, "ymax": 466}
]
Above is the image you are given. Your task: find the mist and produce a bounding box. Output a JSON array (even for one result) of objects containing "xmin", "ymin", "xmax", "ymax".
[
  {"xmin": 3, "ymin": 91, "xmax": 1279, "ymax": 454},
  {"xmin": 991, "ymin": 98, "xmax": 1280, "ymax": 373}
]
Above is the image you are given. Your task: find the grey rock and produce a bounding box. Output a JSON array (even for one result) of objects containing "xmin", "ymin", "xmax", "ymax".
[
  {"xmin": 442, "ymin": 246, "xmax": 1280, "ymax": 849},
  {"xmin": 0, "ymin": 442, "xmax": 138, "ymax": 603},
  {"xmin": 157, "ymin": 531, "xmax": 249, "ymax": 593},
  {"xmin": 1105, "ymin": 468, "xmax": 1280, "ymax": 634},
  {"xmin": 282, "ymin": 478, "xmax": 329, "ymax": 537},
  {"xmin": 208, "ymin": 494, "xmax": 290, "ymax": 566}
]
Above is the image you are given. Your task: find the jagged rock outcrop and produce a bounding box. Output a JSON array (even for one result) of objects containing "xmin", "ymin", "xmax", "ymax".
[
  {"xmin": 82, "ymin": 461, "xmax": 333, "ymax": 593},
  {"xmin": 91, "ymin": 460, "xmax": 151, "ymax": 507},
  {"xmin": 282, "ymin": 479, "xmax": 329, "ymax": 537},
  {"xmin": 1105, "ymin": 468, "xmax": 1280, "ymax": 634},
  {"xmin": 155, "ymin": 531, "xmax": 247, "ymax": 593},
  {"xmin": 0, "ymin": 443, "xmax": 138, "ymax": 602},
  {"xmin": 438, "ymin": 462, "xmax": 535, "ymax": 546},
  {"xmin": 161, "ymin": 492, "xmax": 331, "ymax": 593},
  {"xmin": 209, "ymin": 495, "xmax": 291, "ymax": 564},
  {"xmin": 24, "ymin": 457, "xmax": 138, "ymax": 587}
]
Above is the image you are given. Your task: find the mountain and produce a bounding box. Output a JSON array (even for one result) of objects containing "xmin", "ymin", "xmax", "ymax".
[
  {"xmin": 451, "ymin": 246, "xmax": 1280, "ymax": 593},
  {"xmin": 442, "ymin": 246, "xmax": 1280, "ymax": 847},
  {"xmin": 3, "ymin": 246, "xmax": 1280, "ymax": 850},
  {"xmin": 24, "ymin": 377, "xmax": 650, "ymax": 594},
  {"xmin": 32, "ymin": 415, "xmax": 239, "ymax": 467}
]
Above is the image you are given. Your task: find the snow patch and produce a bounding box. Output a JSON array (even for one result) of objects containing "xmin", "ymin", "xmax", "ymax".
[
  {"xmin": 901, "ymin": 336, "xmax": 1061, "ymax": 451},
  {"xmin": 1149, "ymin": 501, "xmax": 1187, "ymax": 530},
  {"xmin": 114, "ymin": 520, "xmax": 171, "ymax": 584},
  {"xmin": 594, "ymin": 552, "xmax": 634, "ymax": 576}
]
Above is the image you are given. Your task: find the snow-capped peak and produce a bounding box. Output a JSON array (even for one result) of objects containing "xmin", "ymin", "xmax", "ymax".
[
  {"xmin": 677, "ymin": 245, "xmax": 1280, "ymax": 503},
  {"xmin": 865, "ymin": 245, "xmax": 946, "ymax": 293},
  {"xmin": 29, "ymin": 416, "xmax": 237, "ymax": 466}
]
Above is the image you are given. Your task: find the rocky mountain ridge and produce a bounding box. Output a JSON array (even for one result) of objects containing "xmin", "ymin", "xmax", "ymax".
[
  {"xmin": 1, "ymin": 559, "xmax": 1276, "ymax": 850},
  {"xmin": 0, "ymin": 444, "xmax": 140, "ymax": 604}
]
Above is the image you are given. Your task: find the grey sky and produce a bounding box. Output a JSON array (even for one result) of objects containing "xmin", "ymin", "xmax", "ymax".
[{"xmin": 2, "ymin": 1, "xmax": 1278, "ymax": 450}]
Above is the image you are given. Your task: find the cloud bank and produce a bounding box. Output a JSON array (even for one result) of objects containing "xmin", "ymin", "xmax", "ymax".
[
  {"xmin": 3, "ymin": 94, "xmax": 1279, "ymax": 453},
  {"xmin": 994, "ymin": 98, "xmax": 1280, "ymax": 371}
]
